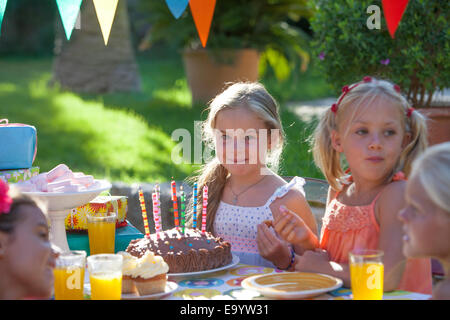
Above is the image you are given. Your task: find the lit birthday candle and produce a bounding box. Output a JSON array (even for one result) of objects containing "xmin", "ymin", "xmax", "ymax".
[
  {"xmin": 171, "ymin": 178, "xmax": 179, "ymax": 229},
  {"xmin": 202, "ymin": 185, "xmax": 208, "ymax": 234}
]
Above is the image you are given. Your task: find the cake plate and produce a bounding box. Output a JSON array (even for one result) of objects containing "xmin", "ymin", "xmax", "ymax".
[{"xmin": 23, "ymin": 179, "xmax": 111, "ymax": 252}]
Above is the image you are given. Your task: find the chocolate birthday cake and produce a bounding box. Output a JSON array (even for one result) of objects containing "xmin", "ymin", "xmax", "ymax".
[{"xmin": 126, "ymin": 228, "xmax": 233, "ymax": 273}]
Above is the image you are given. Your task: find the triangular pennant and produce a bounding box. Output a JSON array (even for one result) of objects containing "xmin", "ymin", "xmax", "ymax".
[
  {"xmin": 0, "ymin": 0, "xmax": 7, "ymax": 36},
  {"xmin": 189, "ymin": 0, "xmax": 216, "ymax": 48},
  {"xmin": 56, "ymin": 0, "xmax": 82, "ymax": 40},
  {"xmin": 166, "ymin": 0, "xmax": 190, "ymax": 19},
  {"xmin": 93, "ymin": 0, "xmax": 119, "ymax": 45},
  {"xmin": 382, "ymin": 0, "xmax": 409, "ymax": 39}
]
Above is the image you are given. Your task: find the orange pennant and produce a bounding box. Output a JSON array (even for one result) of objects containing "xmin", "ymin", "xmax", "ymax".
[{"xmin": 189, "ymin": 0, "xmax": 216, "ymax": 48}]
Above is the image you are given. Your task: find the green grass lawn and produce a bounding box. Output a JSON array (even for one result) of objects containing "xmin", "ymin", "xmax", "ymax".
[{"xmin": 0, "ymin": 49, "xmax": 328, "ymax": 184}]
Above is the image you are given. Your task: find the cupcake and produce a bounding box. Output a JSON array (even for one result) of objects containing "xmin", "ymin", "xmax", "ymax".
[
  {"xmin": 130, "ymin": 251, "xmax": 169, "ymax": 296},
  {"xmin": 117, "ymin": 251, "xmax": 138, "ymax": 294}
]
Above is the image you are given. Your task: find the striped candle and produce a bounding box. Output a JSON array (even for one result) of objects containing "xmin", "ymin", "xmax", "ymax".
[
  {"xmin": 156, "ymin": 184, "xmax": 162, "ymax": 231},
  {"xmin": 201, "ymin": 185, "xmax": 208, "ymax": 234},
  {"xmin": 180, "ymin": 186, "xmax": 186, "ymax": 234},
  {"xmin": 138, "ymin": 187, "xmax": 150, "ymax": 238},
  {"xmin": 152, "ymin": 191, "xmax": 161, "ymax": 235},
  {"xmin": 193, "ymin": 182, "xmax": 198, "ymax": 229},
  {"xmin": 171, "ymin": 179, "xmax": 179, "ymax": 228}
]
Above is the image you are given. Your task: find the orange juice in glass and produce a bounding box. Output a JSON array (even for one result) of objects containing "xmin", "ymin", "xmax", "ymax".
[
  {"xmin": 87, "ymin": 212, "xmax": 116, "ymax": 255},
  {"xmin": 53, "ymin": 250, "xmax": 86, "ymax": 300},
  {"xmin": 349, "ymin": 249, "xmax": 384, "ymax": 300},
  {"xmin": 87, "ymin": 254, "xmax": 123, "ymax": 300}
]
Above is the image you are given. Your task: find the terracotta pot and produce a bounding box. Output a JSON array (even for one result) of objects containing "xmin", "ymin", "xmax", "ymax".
[
  {"xmin": 183, "ymin": 48, "xmax": 260, "ymax": 104},
  {"xmin": 417, "ymin": 107, "xmax": 450, "ymax": 146}
]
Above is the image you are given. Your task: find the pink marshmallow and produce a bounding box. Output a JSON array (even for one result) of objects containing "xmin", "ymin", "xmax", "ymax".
[
  {"xmin": 72, "ymin": 175, "xmax": 94, "ymax": 187},
  {"xmin": 87, "ymin": 180, "xmax": 102, "ymax": 190},
  {"xmin": 52, "ymin": 185, "xmax": 85, "ymax": 193},
  {"xmin": 47, "ymin": 179, "xmax": 73, "ymax": 192},
  {"xmin": 14, "ymin": 181, "xmax": 37, "ymax": 192},
  {"xmin": 52, "ymin": 170, "xmax": 74, "ymax": 183},
  {"xmin": 46, "ymin": 164, "xmax": 70, "ymax": 182}
]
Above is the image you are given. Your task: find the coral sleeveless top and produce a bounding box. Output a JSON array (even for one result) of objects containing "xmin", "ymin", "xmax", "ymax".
[{"xmin": 319, "ymin": 173, "xmax": 432, "ymax": 294}]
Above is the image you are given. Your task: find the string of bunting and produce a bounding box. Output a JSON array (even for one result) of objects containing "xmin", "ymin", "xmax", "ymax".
[
  {"xmin": 0, "ymin": 0, "xmax": 408, "ymax": 45},
  {"xmin": 0, "ymin": 0, "xmax": 217, "ymax": 46}
]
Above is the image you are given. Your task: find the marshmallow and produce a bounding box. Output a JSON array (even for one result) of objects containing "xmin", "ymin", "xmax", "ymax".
[
  {"xmin": 72, "ymin": 175, "xmax": 94, "ymax": 187},
  {"xmin": 47, "ymin": 179, "xmax": 73, "ymax": 192},
  {"xmin": 47, "ymin": 164, "xmax": 70, "ymax": 182},
  {"xmin": 14, "ymin": 164, "xmax": 99, "ymax": 194},
  {"xmin": 52, "ymin": 170, "xmax": 75, "ymax": 183}
]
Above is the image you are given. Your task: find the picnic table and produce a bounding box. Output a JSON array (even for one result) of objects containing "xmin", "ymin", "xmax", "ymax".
[{"xmin": 82, "ymin": 262, "xmax": 431, "ymax": 300}]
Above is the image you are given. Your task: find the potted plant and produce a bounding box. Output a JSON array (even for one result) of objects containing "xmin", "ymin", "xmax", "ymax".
[
  {"xmin": 138, "ymin": 0, "xmax": 312, "ymax": 104},
  {"xmin": 309, "ymin": 0, "xmax": 449, "ymax": 145}
]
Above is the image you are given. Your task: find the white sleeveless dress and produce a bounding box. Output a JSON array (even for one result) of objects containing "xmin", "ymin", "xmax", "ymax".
[{"xmin": 214, "ymin": 176, "xmax": 306, "ymax": 268}]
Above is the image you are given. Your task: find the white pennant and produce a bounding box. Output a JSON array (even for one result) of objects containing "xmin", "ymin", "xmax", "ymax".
[{"xmin": 93, "ymin": 0, "xmax": 119, "ymax": 45}]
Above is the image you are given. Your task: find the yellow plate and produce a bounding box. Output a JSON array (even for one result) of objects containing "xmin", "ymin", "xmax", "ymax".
[{"xmin": 241, "ymin": 272, "xmax": 343, "ymax": 299}]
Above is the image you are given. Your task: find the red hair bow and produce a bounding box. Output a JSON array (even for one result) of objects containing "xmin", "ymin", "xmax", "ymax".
[
  {"xmin": 406, "ymin": 107, "xmax": 415, "ymax": 117},
  {"xmin": 0, "ymin": 180, "xmax": 12, "ymax": 215}
]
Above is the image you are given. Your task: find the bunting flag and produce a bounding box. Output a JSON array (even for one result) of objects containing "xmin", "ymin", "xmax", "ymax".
[
  {"xmin": 0, "ymin": 0, "xmax": 7, "ymax": 36},
  {"xmin": 93, "ymin": 0, "xmax": 119, "ymax": 45},
  {"xmin": 382, "ymin": 0, "xmax": 409, "ymax": 38},
  {"xmin": 56, "ymin": 0, "xmax": 82, "ymax": 40},
  {"xmin": 165, "ymin": 0, "xmax": 190, "ymax": 19},
  {"xmin": 189, "ymin": 0, "xmax": 216, "ymax": 47}
]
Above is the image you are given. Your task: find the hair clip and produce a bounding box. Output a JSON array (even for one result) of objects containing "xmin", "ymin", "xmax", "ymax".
[
  {"xmin": 393, "ymin": 84, "xmax": 401, "ymax": 93},
  {"xmin": 331, "ymin": 103, "xmax": 338, "ymax": 114},
  {"xmin": 330, "ymin": 76, "xmax": 372, "ymax": 114},
  {"xmin": 0, "ymin": 180, "xmax": 12, "ymax": 216},
  {"xmin": 406, "ymin": 107, "xmax": 415, "ymax": 118}
]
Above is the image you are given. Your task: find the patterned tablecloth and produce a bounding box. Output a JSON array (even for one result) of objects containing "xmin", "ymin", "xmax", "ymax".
[{"xmin": 165, "ymin": 263, "xmax": 432, "ymax": 300}]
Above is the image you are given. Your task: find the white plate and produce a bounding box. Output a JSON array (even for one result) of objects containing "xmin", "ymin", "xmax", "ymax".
[
  {"xmin": 168, "ymin": 254, "xmax": 239, "ymax": 278},
  {"xmin": 84, "ymin": 281, "xmax": 178, "ymax": 300},
  {"xmin": 241, "ymin": 272, "xmax": 343, "ymax": 299},
  {"xmin": 121, "ymin": 281, "xmax": 178, "ymax": 300}
]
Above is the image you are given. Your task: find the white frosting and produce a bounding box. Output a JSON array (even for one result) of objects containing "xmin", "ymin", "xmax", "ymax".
[
  {"xmin": 117, "ymin": 251, "xmax": 139, "ymax": 276},
  {"xmin": 129, "ymin": 251, "xmax": 168, "ymax": 279}
]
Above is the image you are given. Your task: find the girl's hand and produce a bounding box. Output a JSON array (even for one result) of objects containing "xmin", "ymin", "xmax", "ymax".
[
  {"xmin": 273, "ymin": 205, "xmax": 314, "ymax": 247},
  {"xmin": 294, "ymin": 249, "xmax": 330, "ymax": 273},
  {"xmin": 256, "ymin": 222, "xmax": 291, "ymax": 269}
]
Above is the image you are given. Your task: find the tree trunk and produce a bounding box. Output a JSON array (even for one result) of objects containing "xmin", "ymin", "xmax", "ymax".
[{"xmin": 51, "ymin": 0, "xmax": 140, "ymax": 93}]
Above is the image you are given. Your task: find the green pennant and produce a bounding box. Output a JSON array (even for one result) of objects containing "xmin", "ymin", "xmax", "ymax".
[
  {"xmin": 0, "ymin": 0, "xmax": 7, "ymax": 36},
  {"xmin": 56, "ymin": 0, "xmax": 82, "ymax": 40}
]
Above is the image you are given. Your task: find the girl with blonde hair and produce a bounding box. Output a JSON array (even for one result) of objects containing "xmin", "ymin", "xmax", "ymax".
[
  {"xmin": 188, "ymin": 82, "xmax": 318, "ymax": 268},
  {"xmin": 274, "ymin": 76, "xmax": 432, "ymax": 294},
  {"xmin": 399, "ymin": 142, "xmax": 450, "ymax": 299}
]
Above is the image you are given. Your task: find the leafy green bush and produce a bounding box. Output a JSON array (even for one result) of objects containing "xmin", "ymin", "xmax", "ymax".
[
  {"xmin": 138, "ymin": 0, "xmax": 313, "ymax": 81},
  {"xmin": 309, "ymin": 0, "xmax": 449, "ymax": 108}
]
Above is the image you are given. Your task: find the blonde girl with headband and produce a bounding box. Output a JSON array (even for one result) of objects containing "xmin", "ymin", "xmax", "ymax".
[
  {"xmin": 399, "ymin": 142, "xmax": 450, "ymax": 299},
  {"xmin": 274, "ymin": 76, "xmax": 432, "ymax": 294},
  {"xmin": 188, "ymin": 82, "xmax": 319, "ymax": 269}
]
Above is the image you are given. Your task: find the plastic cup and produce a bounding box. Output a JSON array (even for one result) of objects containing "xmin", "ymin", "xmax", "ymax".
[
  {"xmin": 87, "ymin": 212, "xmax": 116, "ymax": 255},
  {"xmin": 87, "ymin": 254, "xmax": 123, "ymax": 300},
  {"xmin": 349, "ymin": 249, "xmax": 384, "ymax": 300},
  {"xmin": 53, "ymin": 250, "xmax": 87, "ymax": 300}
]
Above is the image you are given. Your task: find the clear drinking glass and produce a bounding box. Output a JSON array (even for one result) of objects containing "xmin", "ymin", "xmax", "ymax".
[
  {"xmin": 349, "ymin": 249, "xmax": 384, "ymax": 300},
  {"xmin": 53, "ymin": 250, "xmax": 87, "ymax": 300},
  {"xmin": 87, "ymin": 254, "xmax": 123, "ymax": 300}
]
